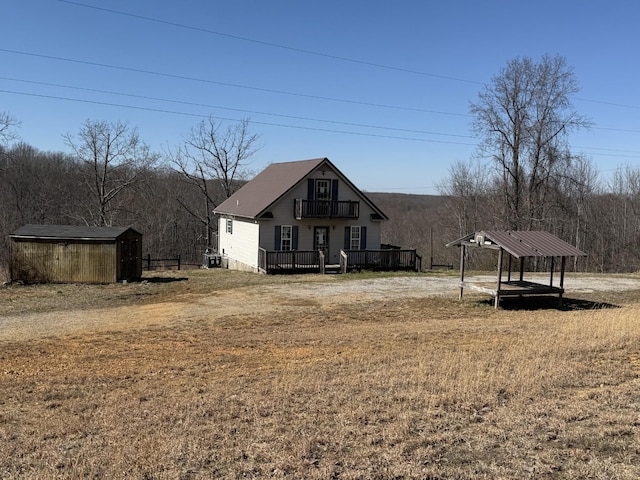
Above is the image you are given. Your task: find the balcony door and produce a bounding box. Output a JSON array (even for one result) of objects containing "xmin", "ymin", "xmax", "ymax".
[
  {"xmin": 315, "ymin": 179, "xmax": 330, "ymax": 216},
  {"xmin": 314, "ymin": 226, "xmax": 329, "ymax": 259}
]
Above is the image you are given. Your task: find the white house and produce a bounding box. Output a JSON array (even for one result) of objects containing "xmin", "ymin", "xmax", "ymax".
[{"xmin": 214, "ymin": 157, "xmax": 392, "ymax": 273}]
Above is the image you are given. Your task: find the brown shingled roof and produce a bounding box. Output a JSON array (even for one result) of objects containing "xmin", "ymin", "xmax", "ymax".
[{"xmin": 214, "ymin": 157, "xmax": 387, "ymax": 220}]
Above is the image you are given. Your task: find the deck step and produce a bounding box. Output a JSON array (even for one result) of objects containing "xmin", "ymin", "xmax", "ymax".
[{"xmin": 324, "ymin": 264, "xmax": 342, "ymax": 274}]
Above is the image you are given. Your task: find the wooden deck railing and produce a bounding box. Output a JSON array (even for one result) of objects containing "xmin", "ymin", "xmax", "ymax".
[
  {"xmin": 263, "ymin": 250, "xmax": 323, "ymax": 274},
  {"xmin": 259, "ymin": 248, "xmax": 421, "ymax": 274},
  {"xmin": 342, "ymin": 249, "xmax": 421, "ymax": 272}
]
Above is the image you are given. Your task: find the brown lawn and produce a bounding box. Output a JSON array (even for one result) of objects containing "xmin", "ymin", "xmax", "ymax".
[{"xmin": 1, "ymin": 269, "xmax": 640, "ymax": 479}]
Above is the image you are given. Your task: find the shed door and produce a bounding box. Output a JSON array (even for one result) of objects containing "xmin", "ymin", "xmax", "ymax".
[{"xmin": 120, "ymin": 238, "xmax": 139, "ymax": 281}]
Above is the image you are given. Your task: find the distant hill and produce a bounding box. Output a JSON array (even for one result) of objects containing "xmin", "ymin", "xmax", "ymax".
[{"xmin": 367, "ymin": 192, "xmax": 458, "ymax": 269}]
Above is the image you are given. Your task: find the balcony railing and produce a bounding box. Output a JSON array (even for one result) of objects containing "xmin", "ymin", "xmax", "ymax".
[
  {"xmin": 294, "ymin": 199, "xmax": 359, "ymax": 219},
  {"xmin": 341, "ymin": 249, "xmax": 422, "ymax": 272}
]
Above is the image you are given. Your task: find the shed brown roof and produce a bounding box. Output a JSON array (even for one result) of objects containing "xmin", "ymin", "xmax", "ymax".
[
  {"xmin": 447, "ymin": 230, "xmax": 586, "ymax": 258},
  {"xmin": 10, "ymin": 224, "xmax": 140, "ymax": 241}
]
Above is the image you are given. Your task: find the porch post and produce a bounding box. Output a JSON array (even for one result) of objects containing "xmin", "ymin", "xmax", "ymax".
[
  {"xmin": 549, "ymin": 257, "xmax": 555, "ymax": 287},
  {"xmin": 459, "ymin": 244, "xmax": 466, "ymax": 300},
  {"xmin": 559, "ymin": 256, "xmax": 566, "ymax": 307}
]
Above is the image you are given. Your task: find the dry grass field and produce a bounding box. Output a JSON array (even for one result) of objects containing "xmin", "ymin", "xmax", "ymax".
[{"xmin": 1, "ymin": 269, "xmax": 640, "ymax": 479}]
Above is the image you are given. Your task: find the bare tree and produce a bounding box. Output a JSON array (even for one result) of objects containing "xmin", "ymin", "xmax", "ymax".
[
  {"xmin": 64, "ymin": 120, "xmax": 157, "ymax": 226},
  {"xmin": 470, "ymin": 55, "xmax": 590, "ymax": 230},
  {"xmin": 169, "ymin": 117, "xmax": 261, "ymax": 249},
  {"xmin": 0, "ymin": 112, "xmax": 20, "ymax": 144},
  {"xmin": 437, "ymin": 159, "xmax": 490, "ymax": 236}
]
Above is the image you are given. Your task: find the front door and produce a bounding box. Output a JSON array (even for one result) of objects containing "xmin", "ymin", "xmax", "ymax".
[{"xmin": 314, "ymin": 227, "xmax": 329, "ymax": 260}]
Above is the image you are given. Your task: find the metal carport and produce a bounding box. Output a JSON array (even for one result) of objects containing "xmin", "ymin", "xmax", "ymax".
[{"xmin": 447, "ymin": 231, "xmax": 587, "ymax": 308}]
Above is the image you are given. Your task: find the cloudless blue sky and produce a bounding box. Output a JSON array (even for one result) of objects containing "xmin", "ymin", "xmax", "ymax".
[{"xmin": 2, "ymin": 1, "xmax": 640, "ymax": 193}]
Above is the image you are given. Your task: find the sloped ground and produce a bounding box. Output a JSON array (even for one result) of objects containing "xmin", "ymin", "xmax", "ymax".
[{"xmin": 1, "ymin": 270, "xmax": 640, "ymax": 479}]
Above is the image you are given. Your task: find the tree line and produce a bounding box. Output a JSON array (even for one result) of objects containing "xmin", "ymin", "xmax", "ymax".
[{"xmin": 2, "ymin": 54, "xmax": 640, "ymax": 279}]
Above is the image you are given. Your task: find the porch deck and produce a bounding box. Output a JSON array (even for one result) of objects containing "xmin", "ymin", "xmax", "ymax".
[{"xmin": 259, "ymin": 248, "xmax": 421, "ymax": 274}]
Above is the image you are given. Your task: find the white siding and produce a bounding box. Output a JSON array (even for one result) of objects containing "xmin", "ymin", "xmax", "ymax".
[{"xmin": 218, "ymin": 216, "xmax": 260, "ymax": 272}]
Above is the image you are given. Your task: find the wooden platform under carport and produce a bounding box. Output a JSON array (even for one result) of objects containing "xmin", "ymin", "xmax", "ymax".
[{"xmin": 458, "ymin": 279, "xmax": 565, "ymax": 307}]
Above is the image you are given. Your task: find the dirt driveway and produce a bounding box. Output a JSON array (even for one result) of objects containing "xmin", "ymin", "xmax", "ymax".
[{"xmin": 1, "ymin": 273, "xmax": 639, "ymax": 343}]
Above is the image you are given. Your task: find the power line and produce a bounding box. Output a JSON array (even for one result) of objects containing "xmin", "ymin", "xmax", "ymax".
[
  {"xmin": 0, "ymin": 48, "xmax": 469, "ymax": 117},
  {"xmin": 3, "ymin": 48, "xmax": 637, "ymax": 140},
  {"xmin": 0, "ymin": 76, "xmax": 475, "ymax": 139},
  {"xmin": 573, "ymin": 97, "xmax": 640, "ymax": 110},
  {"xmin": 0, "ymin": 88, "xmax": 479, "ymax": 145},
  {"xmin": 4, "ymin": 87, "xmax": 640, "ymax": 160},
  {"xmin": 56, "ymin": 0, "xmax": 484, "ymax": 86},
  {"xmin": 2, "ymin": 74, "xmax": 637, "ymax": 141},
  {"xmin": 56, "ymin": 0, "xmax": 640, "ymax": 112}
]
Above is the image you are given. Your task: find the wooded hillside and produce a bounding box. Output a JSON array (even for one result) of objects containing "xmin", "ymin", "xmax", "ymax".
[{"xmin": 3, "ymin": 141, "xmax": 640, "ymax": 280}]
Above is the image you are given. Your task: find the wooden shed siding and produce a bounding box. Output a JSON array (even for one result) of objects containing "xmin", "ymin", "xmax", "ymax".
[{"xmin": 12, "ymin": 239, "xmax": 118, "ymax": 283}]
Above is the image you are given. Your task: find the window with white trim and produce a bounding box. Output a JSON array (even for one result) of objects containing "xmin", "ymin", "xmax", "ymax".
[
  {"xmin": 281, "ymin": 225, "xmax": 292, "ymax": 251},
  {"xmin": 226, "ymin": 218, "xmax": 233, "ymax": 234},
  {"xmin": 350, "ymin": 226, "xmax": 361, "ymax": 250}
]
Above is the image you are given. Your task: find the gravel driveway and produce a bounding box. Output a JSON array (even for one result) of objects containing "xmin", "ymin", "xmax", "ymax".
[{"xmin": 2, "ymin": 273, "xmax": 639, "ymax": 343}]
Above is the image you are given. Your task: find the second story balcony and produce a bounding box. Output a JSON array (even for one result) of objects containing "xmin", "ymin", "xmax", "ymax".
[{"xmin": 294, "ymin": 199, "xmax": 360, "ymax": 219}]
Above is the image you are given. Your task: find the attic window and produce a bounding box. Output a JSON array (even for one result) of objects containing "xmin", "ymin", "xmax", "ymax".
[
  {"xmin": 226, "ymin": 219, "xmax": 233, "ymax": 234},
  {"xmin": 316, "ymin": 179, "xmax": 330, "ymax": 200}
]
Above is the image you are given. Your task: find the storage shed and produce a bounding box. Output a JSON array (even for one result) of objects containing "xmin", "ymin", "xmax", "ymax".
[{"xmin": 10, "ymin": 224, "xmax": 142, "ymax": 283}]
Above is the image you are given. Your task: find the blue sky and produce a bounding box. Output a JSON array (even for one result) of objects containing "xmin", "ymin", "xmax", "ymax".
[{"xmin": 2, "ymin": 1, "xmax": 640, "ymax": 193}]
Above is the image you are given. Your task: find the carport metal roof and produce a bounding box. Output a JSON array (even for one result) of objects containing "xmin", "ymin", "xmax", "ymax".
[{"xmin": 446, "ymin": 230, "xmax": 586, "ymax": 258}]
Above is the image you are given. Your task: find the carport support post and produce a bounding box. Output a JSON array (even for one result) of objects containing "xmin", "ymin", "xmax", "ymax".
[
  {"xmin": 495, "ymin": 248, "xmax": 504, "ymax": 309},
  {"xmin": 559, "ymin": 256, "xmax": 566, "ymax": 307},
  {"xmin": 459, "ymin": 244, "xmax": 466, "ymax": 299}
]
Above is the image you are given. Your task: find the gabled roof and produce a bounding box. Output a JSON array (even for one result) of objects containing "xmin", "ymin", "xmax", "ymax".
[
  {"xmin": 447, "ymin": 230, "xmax": 586, "ymax": 258},
  {"xmin": 10, "ymin": 224, "xmax": 140, "ymax": 241},
  {"xmin": 214, "ymin": 157, "xmax": 388, "ymax": 220}
]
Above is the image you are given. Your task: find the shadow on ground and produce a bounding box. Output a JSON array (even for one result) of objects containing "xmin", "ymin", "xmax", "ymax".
[
  {"xmin": 480, "ymin": 296, "xmax": 620, "ymax": 311},
  {"xmin": 141, "ymin": 277, "xmax": 188, "ymax": 284}
]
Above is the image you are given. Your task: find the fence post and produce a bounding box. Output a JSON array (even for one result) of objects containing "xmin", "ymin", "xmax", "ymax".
[
  {"xmin": 146, "ymin": 253, "xmax": 151, "ymax": 271},
  {"xmin": 177, "ymin": 254, "xmax": 181, "ymax": 270}
]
